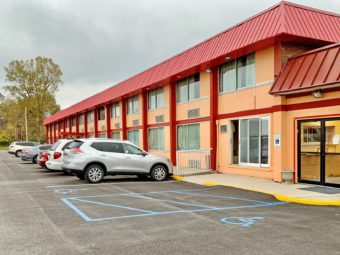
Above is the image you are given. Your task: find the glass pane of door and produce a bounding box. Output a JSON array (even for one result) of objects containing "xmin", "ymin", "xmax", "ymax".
[
  {"xmin": 300, "ymin": 121, "xmax": 321, "ymax": 182},
  {"xmin": 325, "ymin": 120, "xmax": 340, "ymax": 185}
]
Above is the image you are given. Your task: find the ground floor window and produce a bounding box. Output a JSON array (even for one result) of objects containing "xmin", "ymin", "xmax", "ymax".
[
  {"xmin": 231, "ymin": 117, "xmax": 269, "ymax": 166},
  {"xmin": 128, "ymin": 130, "xmax": 140, "ymax": 147},
  {"xmin": 148, "ymin": 127, "xmax": 164, "ymax": 150},
  {"xmin": 98, "ymin": 133, "xmax": 106, "ymax": 138},
  {"xmin": 177, "ymin": 123, "xmax": 200, "ymax": 150},
  {"xmin": 111, "ymin": 131, "xmax": 121, "ymax": 140}
]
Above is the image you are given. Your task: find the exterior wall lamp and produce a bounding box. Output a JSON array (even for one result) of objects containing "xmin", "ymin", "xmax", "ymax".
[{"xmin": 312, "ymin": 90, "xmax": 322, "ymax": 98}]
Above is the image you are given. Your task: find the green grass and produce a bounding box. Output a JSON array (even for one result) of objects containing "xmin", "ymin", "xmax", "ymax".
[{"xmin": 0, "ymin": 146, "xmax": 8, "ymax": 151}]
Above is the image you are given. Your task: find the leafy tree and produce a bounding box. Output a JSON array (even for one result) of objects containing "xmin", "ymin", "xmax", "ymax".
[{"xmin": 3, "ymin": 57, "xmax": 62, "ymax": 142}]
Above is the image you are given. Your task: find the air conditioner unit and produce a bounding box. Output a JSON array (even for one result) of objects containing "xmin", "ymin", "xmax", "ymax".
[
  {"xmin": 188, "ymin": 108, "xmax": 200, "ymax": 118},
  {"xmin": 155, "ymin": 115, "xmax": 164, "ymax": 123},
  {"xmin": 188, "ymin": 159, "xmax": 200, "ymax": 169}
]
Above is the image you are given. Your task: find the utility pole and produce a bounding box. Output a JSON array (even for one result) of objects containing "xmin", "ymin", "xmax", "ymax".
[{"xmin": 25, "ymin": 107, "xmax": 28, "ymax": 141}]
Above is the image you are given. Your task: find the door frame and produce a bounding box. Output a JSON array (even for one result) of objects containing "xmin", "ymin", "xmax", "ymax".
[{"xmin": 298, "ymin": 117, "xmax": 340, "ymax": 188}]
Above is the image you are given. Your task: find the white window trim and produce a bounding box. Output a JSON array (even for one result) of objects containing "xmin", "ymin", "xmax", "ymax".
[{"xmin": 238, "ymin": 116, "xmax": 270, "ymax": 168}]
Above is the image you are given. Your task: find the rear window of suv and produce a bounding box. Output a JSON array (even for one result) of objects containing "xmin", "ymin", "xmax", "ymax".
[
  {"xmin": 50, "ymin": 141, "xmax": 61, "ymax": 151},
  {"xmin": 66, "ymin": 140, "xmax": 84, "ymax": 149}
]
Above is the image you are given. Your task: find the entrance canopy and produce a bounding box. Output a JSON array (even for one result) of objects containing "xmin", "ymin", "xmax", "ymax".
[{"xmin": 270, "ymin": 43, "xmax": 340, "ymax": 95}]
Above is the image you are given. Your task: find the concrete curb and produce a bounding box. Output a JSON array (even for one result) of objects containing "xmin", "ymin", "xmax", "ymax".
[{"xmin": 170, "ymin": 177, "xmax": 340, "ymax": 206}]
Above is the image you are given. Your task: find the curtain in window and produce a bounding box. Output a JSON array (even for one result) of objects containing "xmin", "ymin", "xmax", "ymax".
[
  {"xmin": 219, "ymin": 61, "xmax": 236, "ymax": 92},
  {"xmin": 188, "ymin": 75, "xmax": 200, "ymax": 101},
  {"xmin": 177, "ymin": 125, "xmax": 187, "ymax": 150},
  {"xmin": 261, "ymin": 118, "xmax": 269, "ymax": 164},
  {"xmin": 249, "ymin": 118, "xmax": 259, "ymax": 164},
  {"xmin": 240, "ymin": 119, "xmax": 248, "ymax": 163},
  {"xmin": 177, "ymin": 80, "xmax": 188, "ymax": 103},
  {"xmin": 148, "ymin": 91, "xmax": 156, "ymax": 109},
  {"xmin": 246, "ymin": 53, "xmax": 255, "ymax": 86},
  {"xmin": 128, "ymin": 130, "xmax": 139, "ymax": 146},
  {"xmin": 157, "ymin": 127, "xmax": 164, "ymax": 150},
  {"xmin": 156, "ymin": 89, "xmax": 164, "ymax": 108},
  {"xmin": 188, "ymin": 124, "xmax": 200, "ymax": 149}
]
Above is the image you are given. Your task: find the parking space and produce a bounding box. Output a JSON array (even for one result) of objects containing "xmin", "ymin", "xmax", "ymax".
[{"xmin": 0, "ymin": 151, "xmax": 339, "ymax": 255}]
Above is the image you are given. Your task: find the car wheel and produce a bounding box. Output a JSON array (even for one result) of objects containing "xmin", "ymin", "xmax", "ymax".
[
  {"xmin": 32, "ymin": 156, "xmax": 38, "ymax": 164},
  {"xmin": 76, "ymin": 173, "xmax": 85, "ymax": 180},
  {"xmin": 85, "ymin": 164, "xmax": 104, "ymax": 183},
  {"xmin": 150, "ymin": 165, "xmax": 168, "ymax": 181},
  {"xmin": 15, "ymin": 150, "xmax": 22, "ymax": 157}
]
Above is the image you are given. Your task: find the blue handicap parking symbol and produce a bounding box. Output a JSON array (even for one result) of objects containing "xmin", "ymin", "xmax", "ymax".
[{"xmin": 220, "ymin": 216, "xmax": 264, "ymax": 228}]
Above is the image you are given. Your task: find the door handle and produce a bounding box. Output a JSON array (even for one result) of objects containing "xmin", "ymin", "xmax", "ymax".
[
  {"xmin": 125, "ymin": 157, "xmax": 131, "ymax": 160},
  {"xmin": 100, "ymin": 154, "xmax": 106, "ymax": 157}
]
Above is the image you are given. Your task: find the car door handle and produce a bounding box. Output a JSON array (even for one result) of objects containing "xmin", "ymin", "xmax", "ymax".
[
  {"xmin": 100, "ymin": 154, "xmax": 106, "ymax": 157},
  {"xmin": 125, "ymin": 157, "xmax": 131, "ymax": 160}
]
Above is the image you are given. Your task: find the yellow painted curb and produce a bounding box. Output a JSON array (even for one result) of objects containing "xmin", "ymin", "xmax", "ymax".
[
  {"xmin": 274, "ymin": 194, "xmax": 340, "ymax": 206},
  {"xmin": 191, "ymin": 182, "xmax": 340, "ymax": 206},
  {"xmin": 203, "ymin": 182, "xmax": 219, "ymax": 187},
  {"xmin": 171, "ymin": 175, "xmax": 184, "ymax": 181}
]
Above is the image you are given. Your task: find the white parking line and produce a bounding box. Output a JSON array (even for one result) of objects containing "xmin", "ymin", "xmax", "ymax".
[{"xmin": 46, "ymin": 180, "xmax": 176, "ymax": 188}]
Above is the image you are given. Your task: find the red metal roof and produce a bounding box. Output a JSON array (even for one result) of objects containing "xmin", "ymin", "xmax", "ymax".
[
  {"xmin": 44, "ymin": 1, "xmax": 340, "ymax": 125},
  {"xmin": 270, "ymin": 43, "xmax": 340, "ymax": 95}
]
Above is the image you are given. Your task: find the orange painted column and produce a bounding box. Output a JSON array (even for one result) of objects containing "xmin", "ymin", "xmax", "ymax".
[
  {"xmin": 121, "ymin": 99, "xmax": 127, "ymax": 140},
  {"xmin": 84, "ymin": 113, "xmax": 88, "ymax": 138},
  {"xmin": 106, "ymin": 105, "xmax": 111, "ymax": 138},
  {"xmin": 142, "ymin": 91, "xmax": 148, "ymax": 151},
  {"xmin": 94, "ymin": 109, "xmax": 98, "ymax": 138},
  {"xmin": 210, "ymin": 68, "xmax": 218, "ymax": 171},
  {"xmin": 169, "ymin": 82, "xmax": 177, "ymax": 166}
]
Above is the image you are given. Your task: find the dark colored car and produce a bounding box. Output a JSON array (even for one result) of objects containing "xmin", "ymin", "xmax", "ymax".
[{"xmin": 21, "ymin": 144, "xmax": 52, "ymax": 164}]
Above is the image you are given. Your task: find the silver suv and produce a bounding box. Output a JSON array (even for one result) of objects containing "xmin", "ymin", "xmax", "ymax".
[{"xmin": 62, "ymin": 139, "xmax": 173, "ymax": 183}]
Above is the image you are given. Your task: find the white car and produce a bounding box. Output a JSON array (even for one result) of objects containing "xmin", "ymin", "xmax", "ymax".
[
  {"xmin": 8, "ymin": 141, "xmax": 40, "ymax": 157},
  {"xmin": 46, "ymin": 139, "xmax": 73, "ymax": 171}
]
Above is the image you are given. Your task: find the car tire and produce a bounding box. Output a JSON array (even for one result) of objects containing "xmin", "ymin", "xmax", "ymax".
[
  {"xmin": 150, "ymin": 165, "xmax": 168, "ymax": 181},
  {"xmin": 15, "ymin": 150, "xmax": 22, "ymax": 157},
  {"xmin": 32, "ymin": 156, "xmax": 38, "ymax": 164},
  {"xmin": 85, "ymin": 164, "xmax": 104, "ymax": 183},
  {"xmin": 76, "ymin": 173, "xmax": 85, "ymax": 180}
]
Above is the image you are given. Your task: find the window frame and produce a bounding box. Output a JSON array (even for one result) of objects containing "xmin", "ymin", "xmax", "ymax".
[
  {"xmin": 238, "ymin": 116, "xmax": 270, "ymax": 168},
  {"xmin": 148, "ymin": 127, "xmax": 165, "ymax": 150},
  {"xmin": 148, "ymin": 87, "xmax": 164, "ymax": 110},
  {"xmin": 177, "ymin": 123, "xmax": 200, "ymax": 150},
  {"xmin": 127, "ymin": 129, "xmax": 140, "ymax": 146},
  {"xmin": 219, "ymin": 53, "xmax": 256, "ymax": 93},
  {"xmin": 111, "ymin": 102, "xmax": 120, "ymax": 118},
  {"xmin": 176, "ymin": 74, "xmax": 200, "ymax": 103},
  {"xmin": 98, "ymin": 107, "xmax": 105, "ymax": 121},
  {"xmin": 127, "ymin": 96, "xmax": 139, "ymax": 115}
]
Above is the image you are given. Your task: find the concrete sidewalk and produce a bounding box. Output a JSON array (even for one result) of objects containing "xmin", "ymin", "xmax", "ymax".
[{"xmin": 172, "ymin": 173, "xmax": 340, "ymax": 206}]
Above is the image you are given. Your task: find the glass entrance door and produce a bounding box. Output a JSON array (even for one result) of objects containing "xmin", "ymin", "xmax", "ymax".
[
  {"xmin": 299, "ymin": 121, "xmax": 322, "ymax": 183},
  {"xmin": 298, "ymin": 118, "xmax": 340, "ymax": 187}
]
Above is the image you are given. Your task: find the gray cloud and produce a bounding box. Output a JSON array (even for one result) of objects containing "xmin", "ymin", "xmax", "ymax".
[{"xmin": 1, "ymin": 0, "xmax": 339, "ymax": 108}]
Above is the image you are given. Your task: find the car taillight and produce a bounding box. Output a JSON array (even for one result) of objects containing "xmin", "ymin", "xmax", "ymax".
[
  {"xmin": 70, "ymin": 148, "xmax": 83, "ymax": 154},
  {"xmin": 54, "ymin": 152, "xmax": 62, "ymax": 159}
]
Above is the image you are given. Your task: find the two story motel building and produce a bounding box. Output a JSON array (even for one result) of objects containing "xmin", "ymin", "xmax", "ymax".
[{"xmin": 43, "ymin": 2, "xmax": 340, "ymax": 187}]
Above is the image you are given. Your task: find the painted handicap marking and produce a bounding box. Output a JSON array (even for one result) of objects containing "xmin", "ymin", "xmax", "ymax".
[
  {"xmin": 61, "ymin": 187, "xmax": 288, "ymax": 222},
  {"xmin": 54, "ymin": 188, "xmax": 87, "ymax": 194},
  {"xmin": 220, "ymin": 216, "xmax": 264, "ymax": 228}
]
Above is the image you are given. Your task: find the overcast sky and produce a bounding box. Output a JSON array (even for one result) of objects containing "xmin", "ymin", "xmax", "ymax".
[{"xmin": 1, "ymin": 0, "xmax": 339, "ymax": 109}]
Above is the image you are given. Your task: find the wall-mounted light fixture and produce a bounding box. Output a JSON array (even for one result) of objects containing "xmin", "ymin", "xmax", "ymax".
[
  {"xmin": 225, "ymin": 56, "xmax": 231, "ymax": 60},
  {"xmin": 205, "ymin": 69, "xmax": 212, "ymax": 73},
  {"xmin": 312, "ymin": 90, "xmax": 322, "ymax": 98}
]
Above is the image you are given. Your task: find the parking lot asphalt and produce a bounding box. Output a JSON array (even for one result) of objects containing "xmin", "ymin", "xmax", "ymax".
[{"xmin": 0, "ymin": 151, "xmax": 339, "ymax": 255}]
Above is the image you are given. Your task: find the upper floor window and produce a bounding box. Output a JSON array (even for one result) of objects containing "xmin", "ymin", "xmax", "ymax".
[
  {"xmin": 219, "ymin": 53, "xmax": 255, "ymax": 93},
  {"xmin": 111, "ymin": 103, "xmax": 120, "ymax": 118},
  {"xmin": 148, "ymin": 87, "xmax": 164, "ymax": 110},
  {"xmin": 87, "ymin": 112, "xmax": 94, "ymax": 123},
  {"xmin": 78, "ymin": 115, "xmax": 84, "ymax": 125},
  {"xmin": 98, "ymin": 107, "xmax": 105, "ymax": 121},
  {"xmin": 176, "ymin": 74, "xmax": 200, "ymax": 103},
  {"xmin": 127, "ymin": 96, "xmax": 139, "ymax": 114},
  {"xmin": 71, "ymin": 117, "xmax": 76, "ymax": 126}
]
